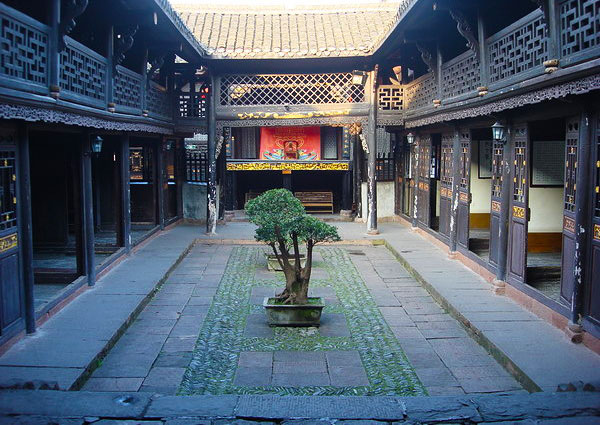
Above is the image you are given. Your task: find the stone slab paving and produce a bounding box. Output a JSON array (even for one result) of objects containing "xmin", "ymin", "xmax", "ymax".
[
  {"xmin": 0, "ymin": 225, "xmax": 199, "ymax": 391},
  {"xmin": 84, "ymin": 244, "xmax": 233, "ymax": 394},
  {"xmin": 0, "ymin": 390, "xmax": 599, "ymax": 424}
]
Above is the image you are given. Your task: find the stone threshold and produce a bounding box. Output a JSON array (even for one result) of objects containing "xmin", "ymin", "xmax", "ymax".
[{"xmin": 0, "ymin": 390, "xmax": 598, "ymax": 423}]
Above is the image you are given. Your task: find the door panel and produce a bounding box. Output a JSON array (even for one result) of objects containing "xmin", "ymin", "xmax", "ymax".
[
  {"xmin": 560, "ymin": 117, "xmax": 579, "ymax": 304},
  {"xmin": 439, "ymin": 133, "xmax": 454, "ymax": 237},
  {"xmin": 0, "ymin": 144, "xmax": 22, "ymax": 336},
  {"xmin": 417, "ymin": 135, "xmax": 431, "ymax": 227},
  {"xmin": 587, "ymin": 113, "xmax": 600, "ymax": 323},
  {"xmin": 507, "ymin": 125, "xmax": 529, "ymax": 284},
  {"xmin": 457, "ymin": 130, "xmax": 471, "ymax": 249},
  {"xmin": 489, "ymin": 140, "xmax": 505, "ymax": 266}
]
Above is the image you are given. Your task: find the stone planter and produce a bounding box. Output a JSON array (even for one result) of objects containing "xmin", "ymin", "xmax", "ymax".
[
  {"xmin": 265, "ymin": 254, "xmax": 306, "ymax": 271},
  {"xmin": 263, "ymin": 297, "xmax": 324, "ymax": 327}
]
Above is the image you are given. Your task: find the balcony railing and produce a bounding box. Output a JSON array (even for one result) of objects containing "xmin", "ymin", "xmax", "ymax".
[{"xmin": 114, "ymin": 65, "xmax": 142, "ymax": 115}]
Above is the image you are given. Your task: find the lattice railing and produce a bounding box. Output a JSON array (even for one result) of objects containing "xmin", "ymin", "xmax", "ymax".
[
  {"xmin": 219, "ymin": 73, "xmax": 365, "ymax": 106},
  {"xmin": 114, "ymin": 65, "xmax": 142, "ymax": 112},
  {"xmin": 0, "ymin": 3, "xmax": 49, "ymax": 92},
  {"xmin": 404, "ymin": 73, "xmax": 436, "ymax": 112},
  {"xmin": 560, "ymin": 0, "xmax": 599, "ymax": 60},
  {"xmin": 378, "ymin": 85, "xmax": 403, "ymax": 111},
  {"xmin": 441, "ymin": 50, "xmax": 480, "ymax": 99},
  {"xmin": 60, "ymin": 36, "xmax": 106, "ymax": 106},
  {"xmin": 487, "ymin": 9, "xmax": 548, "ymax": 84},
  {"xmin": 147, "ymin": 80, "xmax": 171, "ymax": 120}
]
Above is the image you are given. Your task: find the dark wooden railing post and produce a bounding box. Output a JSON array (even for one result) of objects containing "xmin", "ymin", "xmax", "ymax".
[
  {"xmin": 18, "ymin": 123, "xmax": 35, "ymax": 334},
  {"xmin": 367, "ymin": 65, "xmax": 379, "ymax": 235},
  {"xmin": 81, "ymin": 134, "xmax": 96, "ymax": 286},
  {"xmin": 120, "ymin": 135, "xmax": 131, "ymax": 252},
  {"xmin": 106, "ymin": 25, "xmax": 114, "ymax": 110},
  {"xmin": 48, "ymin": 0, "xmax": 61, "ymax": 97}
]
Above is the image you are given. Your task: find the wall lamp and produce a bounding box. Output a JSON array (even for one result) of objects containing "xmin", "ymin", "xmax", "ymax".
[
  {"xmin": 84, "ymin": 136, "xmax": 103, "ymax": 156},
  {"xmin": 351, "ymin": 70, "xmax": 368, "ymax": 86},
  {"xmin": 491, "ymin": 121, "xmax": 506, "ymax": 143},
  {"xmin": 406, "ymin": 132, "xmax": 416, "ymax": 145}
]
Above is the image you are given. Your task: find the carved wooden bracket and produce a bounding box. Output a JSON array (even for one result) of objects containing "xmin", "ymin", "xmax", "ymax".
[
  {"xmin": 147, "ymin": 54, "xmax": 165, "ymax": 80},
  {"xmin": 449, "ymin": 9, "xmax": 479, "ymax": 55},
  {"xmin": 114, "ymin": 25, "xmax": 139, "ymax": 69},
  {"xmin": 59, "ymin": 0, "xmax": 89, "ymax": 50},
  {"xmin": 416, "ymin": 43, "xmax": 435, "ymax": 76}
]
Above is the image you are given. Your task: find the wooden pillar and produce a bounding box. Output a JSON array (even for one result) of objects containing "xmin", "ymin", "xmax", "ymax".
[
  {"xmin": 570, "ymin": 111, "xmax": 592, "ymax": 327},
  {"xmin": 119, "ymin": 135, "xmax": 131, "ymax": 252},
  {"xmin": 81, "ymin": 135, "xmax": 96, "ymax": 286},
  {"xmin": 449, "ymin": 129, "xmax": 461, "ymax": 252},
  {"xmin": 176, "ymin": 140, "xmax": 184, "ymax": 218},
  {"xmin": 342, "ymin": 170, "xmax": 352, "ymax": 211},
  {"xmin": 18, "ymin": 124, "xmax": 35, "ymax": 334},
  {"xmin": 367, "ymin": 66, "xmax": 379, "ymax": 235},
  {"xmin": 495, "ymin": 124, "xmax": 513, "ymax": 282},
  {"xmin": 282, "ymin": 173, "xmax": 292, "ymax": 191},
  {"xmin": 156, "ymin": 140, "xmax": 165, "ymax": 230},
  {"xmin": 352, "ymin": 134, "xmax": 362, "ymax": 218},
  {"xmin": 48, "ymin": 0, "xmax": 60, "ymax": 97},
  {"xmin": 106, "ymin": 26, "xmax": 114, "ymax": 108},
  {"xmin": 206, "ymin": 75, "xmax": 218, "ymax": 234},
  {"xmin": 412, "ymin": 138, "xmax": 419, "ymax": 228}
]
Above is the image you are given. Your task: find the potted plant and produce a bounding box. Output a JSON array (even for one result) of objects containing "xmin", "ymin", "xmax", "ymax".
[{"xmin": 245, "ymin": 189, "xmax": 340, "ymax": 326}]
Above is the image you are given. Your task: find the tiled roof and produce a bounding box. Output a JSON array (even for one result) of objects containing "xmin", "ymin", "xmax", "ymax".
[{"xmin": 174, "ymin": 3, "xmax": 404, "ymax": 59}]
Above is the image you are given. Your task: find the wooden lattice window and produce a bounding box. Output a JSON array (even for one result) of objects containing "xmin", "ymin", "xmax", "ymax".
[
  {"xmin": 560, "ymin": 0, "xmax": 600, "ymax": 58},
  {"xmin": 492, "ymin": 140, "xmax": 504, "ymax": 198},
  {"xmin": 459, "ymin": 133, "xmax": 470, "ymax": 190},
  {"xmin": 513, "ymin": 128, "xmax": 527, "ymax": 203},
  {"xmin": 378, "ymin": 86, "xmax": 403, "ymax": 111},
  {"xmin": 441, "ymin": 135, "xmax": 453, "ymax": 188},
  {"xmin": 564, "ymin": 119, "xmax": 579, "ymax": 212},
  {"xmin": 419, "ymin": 139, "xmax": 431, "ymax": 179},
  {"xmin": 0, "ymin": 149, "xmax": 17, "ymax": 231}
]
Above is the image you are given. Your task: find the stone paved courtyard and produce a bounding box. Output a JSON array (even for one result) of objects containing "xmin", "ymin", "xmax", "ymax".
[{"xmin": 84, "ymin": 241, "xmax": 522, "ymax": 396}]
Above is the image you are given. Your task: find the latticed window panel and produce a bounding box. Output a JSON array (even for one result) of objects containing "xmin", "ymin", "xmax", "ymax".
[
  {"xmin": 59, "ymin": 39, "xmax": 106, "ymax": 101},
  {"xmin": 0, "ymin": 10, "xmax": 48, "ymax": 86},
  {"xmin": 492, "ymin": 140, "xmax": 504, "ymax": 198},
  {"xmin": 441, "ymin": 134, "xmax": 454, "ymax": 188},
  {"xmin": 147, "ymin": 82, "xmax": 171, "ymax": 119},
  {"xmin": 185, "ymin": 149, "xmax": 208, "ymax": 183},
  {"xmin": 513, "ymin": 127, "xmax": 528, "ymax": 203},
  {"xmin": 419, "ymin": 136, "xmax": 431, "ymax": 179},
  {"xmin": 488, "ymin": 12, "xmax": 548, "ymax": 83},
  {"xmin": 114, "ymin": 67, "xmax": 142, "ymax": 109},
  {"xmin": 378, "ymin": 86, "xmax": 403, "ymax": 111},
  {"xmin": 219, "ymin": 73, "xmax": 365, "ymax": 106},
  {"xmin": 459, "ymin": 132, "xmax": 470, "ymax": 190},
  {"xmin": 178, "ymin": 81, "xmax": 208, "ymax": 118},
  {"xmin": 560, "ymin": 0, "xmax": 599, "ymax": 58},
  {"xmin": 564, "ymin": 119, "xmax": 579, "ymax": 212},
  {"xmin": 404, "ymin": 74, "xmax": 436, "ymax": 111},
  {"xmin": 0, "ymin": 148, "xmax": 17, "ymax": 231},
  {"xmin": 376, "ymin": 153, "xmax": 395, "ymax": 181},
  {"xmin": 441, "ymin": 52, "xmax": 480, "ymax": 99}
]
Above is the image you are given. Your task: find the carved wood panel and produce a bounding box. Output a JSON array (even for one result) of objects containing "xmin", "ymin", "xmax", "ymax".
[
  {"xmin": 560, "ymin": 0, "xmax": 600, "ymax": 59},
  {"xmin": 441, "ymin": 52, "xmax": 480, "ymax": 99}
]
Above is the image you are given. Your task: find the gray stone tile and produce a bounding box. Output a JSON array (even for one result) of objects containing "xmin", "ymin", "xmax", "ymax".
[
  {"xmin": 181, "ymin": 305, "xmax": 210, "ymax": 316},
  {"xmin": 143, "ymin": 367, "xmax": 186, "ymax": 388},
  {"xmin": 82, "ymin": 377, "xmax": 143, "ymax": 392},
  {"xmin": 325, "ymin": 351, "xmax": 363, "ymax": 368},
  {"xmin": 273, "ymin": 361, "xmax": 326, "ymax": 373},
  {"xmin": 234, "ymin": 367, "xmax": 272, "ymax": 386},
  {"xmin": 390, "ymin": 326, "xmax": 424, "ymax": 339},
  {"xmin": 271, "ymin": 372, "xmax": 330, "ymax": 387},
  {"xmin": 92, "ymin": 353, "xmax": 156, "ymax": 378},
  {"xmin": 187, "ymin": 296, "xmax": 214, "ymax": 306},
  {"xmin": 274, "ymin": 351, "xmax": 325, "ymax": 363},
  {"xmin": 154, "ymin": 352, "xmax": 193, "ymax": 368},
  {"xmin": 456, "ymin": 376, "xmax": 522, "ymax": 393},
  {"xmin": 426, "ymin": 385, "xmax": 466, "ymax": 396},
  {"xmin": 162, "ymin": 337, "xmax": 197, "ymax": 353},
  {"xmin": 319, "ymin": 314, "xmax": 350, "ymax": 337},
  {"xmin": 403, "ymin": 302, "xmax": 445, "ymax": 316},
  {"xmin": 414, "ymin": 367, "xmax": 459, "ymax": 387},
  {"xmin": 238, "ymin": 352, "xmax": 273, "ymax": 368},
  {"xmin": 244, "ymin": 314, "xmax": 274, "ymax": 338},
  {"xmin": 328, "ymin": 366, "xmax": 370, "ymax": 387}
]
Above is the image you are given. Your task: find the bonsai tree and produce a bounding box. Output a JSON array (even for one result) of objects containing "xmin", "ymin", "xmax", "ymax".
[{"xmin": 245, "ymin": 189, "xmax": 340, "ymax": 304}]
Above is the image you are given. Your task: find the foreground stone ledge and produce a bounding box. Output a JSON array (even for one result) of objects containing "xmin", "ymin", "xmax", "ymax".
[{"xmin": 0, "ymin": 391, "xmax": 599, "ymax": 423}]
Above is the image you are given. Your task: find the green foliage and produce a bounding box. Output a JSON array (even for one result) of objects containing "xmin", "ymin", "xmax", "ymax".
[{"xmin": 245, "ymin": 189, "xmax": 340, "ymax": 246}]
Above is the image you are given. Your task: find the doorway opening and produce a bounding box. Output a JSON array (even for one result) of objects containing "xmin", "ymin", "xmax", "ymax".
[
  {"xmin": 429, "ymin": 134, "xmax": 441, "ymax": 232},
  {"xmin": 130, "ymin": 139, "xmax": 159, "ymax": 245}
]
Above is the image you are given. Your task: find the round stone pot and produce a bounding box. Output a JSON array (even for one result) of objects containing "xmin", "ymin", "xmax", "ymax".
[
  {"xmin": 265, "ymin": 254, "xmax": 306, "ymax": 271},
  {"xmin": 263, "ymin": 297, "xmax": 324, "ymax": 327}
]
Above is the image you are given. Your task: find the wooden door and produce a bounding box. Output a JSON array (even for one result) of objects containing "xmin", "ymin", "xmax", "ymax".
[
  {"xmin": 0, "ymin": 142, "xmax": 23, "ymax": 338},
  {"xmin": 586, "ymin": 113, "xmax": 600, "ymax": 323},
  {"xmin": 560, "ymin": 118, "xmax": 579, "ymax": 304},
  {"xmin": 457, "ymin": 130, "xmax": 471, "ymax": 249},
  {"xmin": 417, "ymin": 135, "xmax": 431, "ymax": 227},
  {"xmin": 489, "ymin": 139, "xmax": 505, "ymax": 267},
  {"xmin": 439, "ymin": 133, "xmax": 453, "ymax": 238},
  {"xmin": 507, "ymin": 124, "xmax": 529, "ymax": 284}
]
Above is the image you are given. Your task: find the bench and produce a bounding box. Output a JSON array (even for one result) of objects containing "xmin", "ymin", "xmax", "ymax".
[{"xmin": 294, "ymin": 191, "xmax": 334, "ymax": 214}]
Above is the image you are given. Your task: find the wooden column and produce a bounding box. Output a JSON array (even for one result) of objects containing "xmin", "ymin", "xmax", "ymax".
[
  {"xmin": 571, "ymin": 111, "xmax": 592, "ymax": 326},
  {"xmin": 449, "ymin": 129, "xmax": 461, "ymax": 252},
  {"xmin": 176, "ymin": 140, "xmax": 184, "ymax": 218},
  {"xmin": 367, "ymin": 66, "xmax": 379, "ymax": 235},
  {"xmin": 412, "ymin": 139, "xmax": 419, "ymax": 228},
  {"xmin": 119, "ymin": 135, "xmax": 131, "ymax": 252},
  {"xmin": 48, "ymin": 0, "xmax": 60, "ymax": 96},
  {"xmin": 495, "ymin": 124, "xmax": 513, "ymax": 282},
  {"xmin": 81, "ymin": 135, "xmax": 96, "ymax": 286},
  {"xmin": 342, "ymin": 170, "xmax": 352, "ymax": 211},
  {"xmin": 17, "ymin": 124, "xmax": 35, "ymax": 333},
  {"xmin": 156, "ymin": 140, "xmax": 165, "ymax": 230},
  {"xmin": 353, "ymin": 134, "xmax": 362, "ymax": 218},
  {"xmin": 206, "ymin": 75, "xmax": 218, "ymax": 234},
  {"xmin": 106, "ymin": 26, "xmax": 114, "ymax": 108}
]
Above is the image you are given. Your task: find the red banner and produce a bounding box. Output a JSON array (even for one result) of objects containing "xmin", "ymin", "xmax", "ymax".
[{"xmin": 260, "ymin": 126, "xmax": 320, "ymax": 161}]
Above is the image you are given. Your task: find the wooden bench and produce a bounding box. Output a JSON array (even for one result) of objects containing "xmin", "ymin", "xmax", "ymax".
[{"xmin": 294, "ymin": 191, "xmax": 334, "ymax": 214}]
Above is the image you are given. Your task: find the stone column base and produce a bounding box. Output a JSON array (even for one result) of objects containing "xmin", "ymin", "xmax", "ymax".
[
  {"xmin": 367, "ymin": 229, "xmax": 380, "ymax": 236},
  {"xmin": 223, "ymin": 210, "xmax": 235, "ymax": 222},
  {"xmin": 448, "ymin": 251, "xmax": 458, "ymax": 260},
  {"xmin": 565, "ymin": 322, "xmax": 584, "ymax": 344},
  {"xmin": 491, "ymin": 279, "xmax": 506, "ymax": 295},
  {"xmin": 339, "ymin": 210, "xmax": 354, "ymax": 221}
]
